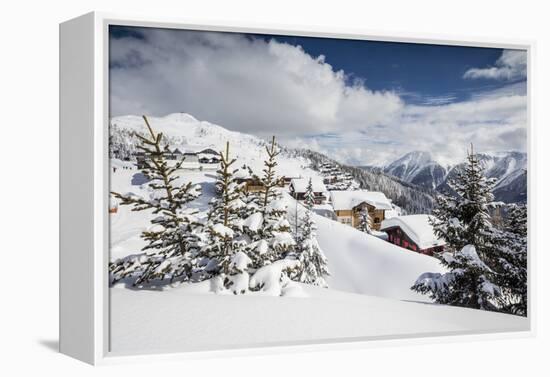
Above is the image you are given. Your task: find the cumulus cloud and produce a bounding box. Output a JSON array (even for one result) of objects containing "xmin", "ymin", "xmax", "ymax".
[
  {"xmin": 463, "ymin": 50, "xmax": 527, "ymax": 81},
  {"xmin": 110, "ymin": 29, "xmax": 403, "ymax": 137},
  {"xmin": 110, "ymin": 29, "xmax": 527, "ymax": 166},
  {"xmin": 282, "ymin": 91, "xmax": 527, "ymax": 166}
]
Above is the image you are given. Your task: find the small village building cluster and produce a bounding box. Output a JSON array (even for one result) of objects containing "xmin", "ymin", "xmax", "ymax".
[
  {"xmin": 117, "ymin": 144, "xmax": 447, "ymax": 257},
  {"xmin": 135, "ymin": 145, "xmax": 221, "ymax": 170},
  {"xmin": 318, "ymin": 162, "xmax": 359, "ymax": 191},
  {"xmin": 287, "ymin": 176, "xmax": 445, "ymax": 255}
]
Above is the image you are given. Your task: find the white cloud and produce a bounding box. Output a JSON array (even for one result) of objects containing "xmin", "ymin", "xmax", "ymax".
[
  {"xmin": 281, "ymin": 90, "xmax": 527, "ymax": 167},
  {"xmin": 110, "ymin": 29, "xmax": 403, "ymax": 137},
  {"xmin": 463, "ymin": 50, "xmax": 527, "ymax": 81},
  {"xmin": 110, "ymin": 29, "xmax": 527, "ymax": 166}
]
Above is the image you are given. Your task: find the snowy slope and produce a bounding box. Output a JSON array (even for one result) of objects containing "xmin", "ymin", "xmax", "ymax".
[
  {"xmin": 283, "ymin": 194, "xmax": 445, "ymax": 301},
  {"xmin": 108, "ymin": 113, "xmax": 528, "ymax": 356},
  {"xmin": 318, "ymin": 218, "xmax": 445, "ymax": 301},
  {"xmin": 110, "ymin": 164, "xmax": 444, "ymax": 302},
  {"xmin": 110, "ymin": 113, "xmax": 446, "ymax": 301},
  {"xmin": 110, "ymin": 283, "xmax": 527, "ymax": 355},
  {"xmin": 111, "ymin": 113, "xmax": 317, "ymax": 178}
]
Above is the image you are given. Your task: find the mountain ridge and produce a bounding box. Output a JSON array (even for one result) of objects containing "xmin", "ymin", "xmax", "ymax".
[{"xmin": 381, "ymin": 150, "xmax": 527, "ymax": 203}]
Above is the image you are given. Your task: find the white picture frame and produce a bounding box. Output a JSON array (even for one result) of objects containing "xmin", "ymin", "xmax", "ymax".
[{"xmin": 59, "ymin": 11, "xmax": 536, "ymax": 365}]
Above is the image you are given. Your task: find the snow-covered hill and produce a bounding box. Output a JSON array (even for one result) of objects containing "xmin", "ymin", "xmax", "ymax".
[
  {"xmin": 383, "ymin": 150, "xmax": 527, "ymax": 203},
  {"xmin": 313, "ymin": 208, "xmax": 445, "ymax": 301},
  {"xmin": 111, "ymin": 113, "xmax": 313, "ymax": 176},
  {"xmin": 110, "ymin": 283, "xmax": 527, "ymax": 355},
  {"xmin": 110, "ymin": 161, "xmax": 443, "ymax": 302},
  {"xmin": 111, "ymin": 114, "xmax": 437, "ymax": 214},
  {"xmin": 110, "ymin": 113, "xmax": 447, "ymax": 301},
  {"xmin": 108, "ymin": 113, "xmax": 528, "ymax": 355}
]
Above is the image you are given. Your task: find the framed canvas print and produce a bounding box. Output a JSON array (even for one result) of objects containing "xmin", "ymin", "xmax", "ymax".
[{"xmin": 59, "ymin": 12, "xmax": 534, "ymax": 365}]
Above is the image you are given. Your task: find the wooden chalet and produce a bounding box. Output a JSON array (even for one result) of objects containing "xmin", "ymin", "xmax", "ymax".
[
  {"xmin": 330, "ymin": 190, "xmax": 392, "ymax": 230},
  {"xmin": 165, "ymin": 147, "xmax": 183, "ymax": 160},
  {"xmin": 233, "ymin": 168, "xmax": 265, "ymax": 193},
  {"xmin": 236, "ymin": 177, "xmax": 266, "ymax": 193},
  {"xmin": 282, "ymin": 175, "xmax": 301, "ymax": 187},
  {"xmin": 289, "ymin": 177, "xmax": 328, "ymax": 204},
  {"xmin": 380, "ymin": 215, "xmax": 445, "ymax": 256}
]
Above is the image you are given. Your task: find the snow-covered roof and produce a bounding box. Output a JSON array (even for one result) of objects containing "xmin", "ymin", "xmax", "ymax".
[
  {"xmin": 330, "ymin": 190, "xmax": 392, "ymax": 211},
  {"xmin": 176, "ymin": 144, "xmax": 219, "ymax": 155},
  {"xmin": 233, "ymin": 168, "xmax": 252, "ymax": 180},
  {"xmin": 290, "ymin": 177, "xmax": 327, "ymax": 193},
  {"xmin": 380, "ymin": 215, "xmax": 445, "ymax": 250},
  {"xmin": 197, "ymin": 153, "xmax": 221, "ymax": 160}
]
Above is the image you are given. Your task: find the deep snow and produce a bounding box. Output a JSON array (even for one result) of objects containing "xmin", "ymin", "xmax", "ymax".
[
  {"xmin": 110, "ymin": 283, "xmax": 527, "ymax": 355},
  {"xmin": 110, "ymin": 164, "xmax": 445, "ymax": 302},
  {"xmin": 108, "ymin": 113, "xmax": 529, "ymax": 355}
]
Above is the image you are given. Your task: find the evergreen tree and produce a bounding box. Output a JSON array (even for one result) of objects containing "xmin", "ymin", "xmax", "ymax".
[
  {"xmin": 412, "ymin": 145, "xmax": 502, "ymax": 310},
  {"xmin": 293, "ymin": 178, "xmax": 330, "ymax": 287},
  {"xmin": 358, "ymin": 206, "xmax": 374, "ymax": 234},
  {"xmin": 247, "ymin": 136, "xmax": 296, "ymax": 267},
  {"xmin": 496, "ymin": 203, "xmax": 528, "ymax": 315},
  {"xmin": 236, "ymin": 164, "xmax": 261, "ymax": 220},
  {"xmin": 109, "ymin": 116, "xmax": 202, "ymax": 286},
  {"xmin": 201, "ymin": 142, "xmax": 249, "ymax": 289},
  {"xmin": 412, "ymin": 244, "xmax": 500, "ymax": 309},
  {"xmin": 261, "ymin": 136, "xmax": 283, "ymax": 213},
  {"xmin": 303, "ymin": 178, "xmax": 315, "ymax": 210}
]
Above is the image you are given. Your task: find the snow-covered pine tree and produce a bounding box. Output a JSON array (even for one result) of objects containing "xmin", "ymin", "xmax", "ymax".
[
  {"xmin": 293, "ymin": 178, "xmax": 330, "ymax": 287},
  {"xmin": 358, "ymin": 206, "xmax": 374, "ymax": 234},
  {"xmin": 496, "ymin": 203, "xmax": 528, "ymax": 315},
  {"xmin": 236, "ymin": 164, "xmax": 261, "ymax": 220},
  {"xmin": 412, "ymin": 145, "xmax": 502, "ymax": 310},
  {"xmin": 109, "ymin": 116, "xmax": 202, "ymax": 286},
  {"xmin": 248, "ymin": 136, "xmax": 295, "ymax": 267},
  {"xmin": 109, "ymin": 123, "xmax": 138, "ymax": 161},
  {"xmin": 303, "ymin": 178, "xmax": 315, "ymax": 210},
  {"xmin": 201, "ymin": 142, "xmax": 251, "ymax": 293},
  {"xmin": 261, "ymin": 136, "xmax": 282, "ymax": 212}
]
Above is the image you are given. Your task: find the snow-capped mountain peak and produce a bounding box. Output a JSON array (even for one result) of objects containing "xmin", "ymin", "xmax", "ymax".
[
  {"xmin": 384, "ymin": 151, "xmax": 447, "ymax": 190},
  {"xmin": 383, "ymin": 150, "xmax": 527, "ymax": 203}
]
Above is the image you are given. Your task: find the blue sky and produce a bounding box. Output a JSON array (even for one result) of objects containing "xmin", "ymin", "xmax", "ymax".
[
  {"xmin": 109, "ymin": 26, "xmax": 527, "ymax": 166},
  {"xmin": 254, "ymin": 34, "xmax": 517, "ymax": 105}
]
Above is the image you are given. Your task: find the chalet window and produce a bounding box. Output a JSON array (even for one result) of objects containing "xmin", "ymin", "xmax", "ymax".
[
  {"xmin": 374, "ymin": 217, "xmax": 381, "ymax": 223},
  {"xmin": 411, "ymin": 244, "xmax": 417, "ymax": 251},
  {"xmin": 403, "ymin": 240, "xmax": 409, "ymax": 248}
]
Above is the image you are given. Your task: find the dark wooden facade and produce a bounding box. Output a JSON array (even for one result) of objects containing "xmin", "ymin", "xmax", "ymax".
[
  {"xmin": 291, "ymin": 191, "xmax": 327, "ymax": 204},
  {"xmin": 384, "ymin": 226, "xmax": 444, "ymax": 256}
]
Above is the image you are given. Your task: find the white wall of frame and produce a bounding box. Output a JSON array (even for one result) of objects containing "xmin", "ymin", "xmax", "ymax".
[{"xmin": 2, "ymin": 0, "xmax": 549, "ymax": 375}]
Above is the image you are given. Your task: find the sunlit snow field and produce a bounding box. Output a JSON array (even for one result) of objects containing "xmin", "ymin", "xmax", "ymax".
[{"xmin": 108, "ymin": 114, "xmax": 528, "ymax": 355}]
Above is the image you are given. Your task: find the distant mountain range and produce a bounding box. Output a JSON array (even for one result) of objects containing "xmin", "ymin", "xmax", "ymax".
[
  {"xmin": 384, "ymin": 151, "xmax": 448, "ymax": 190},
  {"xmin": 378, "ymin": 151, "xmax": 527, "ymax": 203}
]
